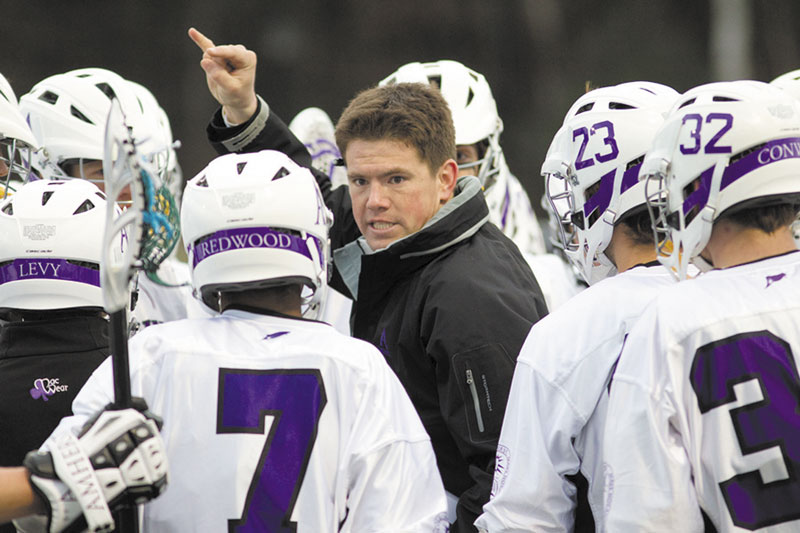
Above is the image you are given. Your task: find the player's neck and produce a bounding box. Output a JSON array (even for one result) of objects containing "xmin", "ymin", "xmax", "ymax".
[
  {"xmin": 605, "ymin": 227, "xmax": 657, "ymax": 273},
  {"xmin": 219, "ymin": 286, "xmax": 303, "ymax": 318},
  {"xmin": 701, "ymin": 220, "xmax": 796, "ymax": 269}
]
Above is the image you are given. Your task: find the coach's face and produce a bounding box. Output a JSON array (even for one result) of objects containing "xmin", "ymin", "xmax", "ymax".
[{"xmin": 345, "ymin": 138, "xmax": 457, "ymax": 251}]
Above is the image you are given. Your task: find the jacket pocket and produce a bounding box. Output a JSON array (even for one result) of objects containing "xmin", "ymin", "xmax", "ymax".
[{"xmin": 451, "ymin": 344, "xmax": 515, "ymax": 444}]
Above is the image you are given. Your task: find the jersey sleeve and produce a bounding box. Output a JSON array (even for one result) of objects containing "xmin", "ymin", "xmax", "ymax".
[
  {"xmin": 476, "ymin": 360, "xmax": 584, "ymax": 532},
  {"xmin": 602, "ymin": 310, "xmax": 704, "ymax": 532},
  {"xmin": 341, "ymin": 352, "xmax": 448, "ymax": 533}
]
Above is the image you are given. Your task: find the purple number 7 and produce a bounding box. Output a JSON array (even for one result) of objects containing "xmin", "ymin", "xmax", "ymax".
[
  {"xmin": 218, "ymin": 369, "xmax": 327, "ymax": 532},
  {"xmin": 690, "ymin": 331, "xmax": 800, "ymax": 530}
]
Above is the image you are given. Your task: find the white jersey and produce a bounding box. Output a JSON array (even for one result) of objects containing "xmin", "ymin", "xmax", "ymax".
[
  {"xmin": 48, "ymin": 309, "xmax": 448, "ymax": 532},
  {"xmin": 603, "ymin": 251, "xmax": 800, "ymax": 532},
  {"xmin": 522, "ymin": 252, "xmax": 584, "ymax": 311},
  {"xmin": 132, "ymin": 257, "xmax": 198, "ymax": 330},
  {"xmin": 476, "ymin": 265, "xmax": 674, "ymax": 532},
  {"xmin": 485, "ymin": 166, "xmax": 548, "ymax": 256}
]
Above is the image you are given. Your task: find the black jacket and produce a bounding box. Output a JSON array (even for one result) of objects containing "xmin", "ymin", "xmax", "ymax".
[
  {"xmin": 207, "ymin": 100, "xmax": 548, "ymax": 531},
  {"xmin": 0, "ymin": 314, "xmax": 109, "ymax": 465}
]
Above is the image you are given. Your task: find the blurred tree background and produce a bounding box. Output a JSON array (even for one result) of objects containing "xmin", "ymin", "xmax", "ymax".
[{"xmin": 3, "ymin": 0, "xmax": 799, "ymax": 215}]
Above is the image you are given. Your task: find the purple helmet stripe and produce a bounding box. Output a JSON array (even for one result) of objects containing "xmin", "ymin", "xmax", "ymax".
[
  {"xmin": 620, "ymin": 162, "xmax": 642, "ymax": 195},
  {"xmin": 682, "ymin": 137, "xmax": 800, "ymax": 217},
  {"xmin": 191, "ymin": 226, "xmax": 315, "ymax": 268},
  {"xmin": 583, "ymin": 168, "xmax": 615, "ymax": 217},
  {"xmin": 721, "ymin": 137, "xmax": 800, "ymax": 190},
  {"xmin": 682, "ymin": 166, "xmax": 714, "ymax": 217},
  {"xmin": 0, "ymin": 259, "xmax": 100, "ymax": 287}
]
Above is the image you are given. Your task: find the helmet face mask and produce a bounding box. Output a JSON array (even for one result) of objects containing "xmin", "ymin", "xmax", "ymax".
[
  {"xmin": 542, "ymin": 81, "xmax": 678, "ymax": 284},
  {"xmin": 642, "ymin": 80, "xmax": 800, "ymax": 280},
  {"xmin": 181, "ymin": 150, "xmax": 333, "ymax": 318}
]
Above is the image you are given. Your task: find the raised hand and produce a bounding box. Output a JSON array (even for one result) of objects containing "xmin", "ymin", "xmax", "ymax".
[{"xmin": 188, "ymin": 27, "xmax": 258, "ymax": 125}]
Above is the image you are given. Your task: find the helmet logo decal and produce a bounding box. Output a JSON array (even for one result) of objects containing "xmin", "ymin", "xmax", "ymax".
[
  {"xmin": 22, "ymin": 223, "xmax": 56, "ymax": 241},
  {"xmin": 192, "ymin": 226, "xmax": 316, "ymax": 268},
  {"xmin": 0, "ymin": 258, "xmax": 100, "ymax": 286}
]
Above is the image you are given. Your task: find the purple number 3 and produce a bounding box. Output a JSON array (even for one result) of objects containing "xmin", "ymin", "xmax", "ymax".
[
  {"xmin": 691, "ymin": 331, "xmax": 800, "ymax": 530},
  {"xmin": 218, "ymin": 369, "xmax": 327, "ymax": 532}
]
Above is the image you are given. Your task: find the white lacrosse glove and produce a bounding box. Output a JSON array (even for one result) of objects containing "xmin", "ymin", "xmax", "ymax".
[{"xmin": 13, "ymin": 400, "xmax": 168, "ymax": 533}]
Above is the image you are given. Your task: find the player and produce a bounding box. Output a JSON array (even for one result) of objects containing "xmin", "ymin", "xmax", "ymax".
[
  {"xmin": 474, "ymin": 81, "xmax": 678, "ymax": 532},
  {"xmin": 4, "ymin": 404, "xmax": 167, "ymax": 532},
  {"xmin": 46, "ymin": 150, "xmax": 450, "ymax": 532},
  {"xmin": 0, "ymin": 180, "xmax": 129, "ymax": 474},
  {"xmin": 19, "ymin": 67, "xmax": 195, "ymax": 330},
  {"xmin": 602, "ymin": 80, "xmax": 800, "ymax": 531}
]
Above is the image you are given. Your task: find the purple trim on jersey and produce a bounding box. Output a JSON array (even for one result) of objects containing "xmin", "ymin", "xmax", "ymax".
[
  {"xmin": 620, "ymin": 162, "xmax": 642, "ymax": 195},
  {"xmin": 681, "ymin": 166, "xmax": 713, "ymax": 217},
  {"xmin": 500, "ymin": 183, "xmax": 511, "ymax": 229},
  {"xmin": 582, "ymin": 168, "xmax": 615, "ymax": 218},
  {"xmin": 191, "ymin": 227, "xmax": 314, "ymax": 268},
  {"xmin": 0, "ymin": 259, "xmax": 100, "ymax": 287},
  {"xmin": 721, "ymin": 137, "xmax": 800, "ymax": 190}
]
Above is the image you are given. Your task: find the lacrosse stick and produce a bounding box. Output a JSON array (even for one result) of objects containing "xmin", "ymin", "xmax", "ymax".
[{"xmin": 101, "ymin": 97, "xmax": 180, "ymax": 532}]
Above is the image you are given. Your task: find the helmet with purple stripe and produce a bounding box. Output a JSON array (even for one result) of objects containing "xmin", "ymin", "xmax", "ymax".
[
  {"xmin": 642, "ymin": 80, "xmax": 800, "ymax": 279},
  {"xmin": 181, "ymin": 150, "xmax": 332, "ymax": 317},
  {"xmin": 542, "ymin": 81, "xmax": 678, "ymax": 284},
  {"xmin": 0, "ymin": 179, "xmax": 121, "ymax": 310}
]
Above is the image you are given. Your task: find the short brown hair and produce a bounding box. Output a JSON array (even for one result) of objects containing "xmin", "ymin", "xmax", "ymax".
[
  {"xmin": 335, "ymin": 83, "xmax": 456, "ymax": 173},
  {"xmin": 720, "ymin": 198, "xmax": 800, "ymax": 234}
]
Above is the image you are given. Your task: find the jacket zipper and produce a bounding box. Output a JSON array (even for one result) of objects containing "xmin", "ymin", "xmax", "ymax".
[{"xmin": 465, "ymin": 369, "xmax": 485, "ymax": 433}]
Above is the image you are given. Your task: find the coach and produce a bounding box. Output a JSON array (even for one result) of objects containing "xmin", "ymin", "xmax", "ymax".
[{"xmin": 190, "ymin": 28, "xmax": 547, "ymax": 532}]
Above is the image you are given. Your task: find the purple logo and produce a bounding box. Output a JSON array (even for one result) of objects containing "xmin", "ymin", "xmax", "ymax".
[
  {"xmin": 378, "ymin": 328, "xmax": 390, "ymax": 358},
  {"xmin": 766, "ymin": 273, "xmax": 786, "ymax": 288},
  {"xmin": 29, "ymin": 377, "xmax": 68, "ymax": 401},
  {"xmin": 263, "ymin": 331, "xmax": 289, "ymax": 340}
]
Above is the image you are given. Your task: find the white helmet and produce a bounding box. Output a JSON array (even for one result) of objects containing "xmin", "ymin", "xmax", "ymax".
[
  {"xmin": 541, "ymin": 81, "xmax": 678, "ymax": 284},
  {"xmin": 182, "ymin": 150, "xmax": 333, "ymax": 316},
  {"xmin": 642, "ymin": 80, "xmax": 800, "ymax": 279},
  {"xmin": 380, "ymin": 60, "xmax": 505, "ymax": 189},
  {"xmin": 289, "ymin": 106, "xmax": 348, "ymax": 190},
  {"xmin": 0, "ymin": 179, "xmax": 122, "ymax": 310},
  {"xmin": 19, "ymin": 68, "xmax": 162, "ymax": 185}
]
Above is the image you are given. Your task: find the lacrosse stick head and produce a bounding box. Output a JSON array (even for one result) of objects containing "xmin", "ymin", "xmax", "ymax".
[{"xmin": 101, "ymin": 98, "xmax": 180, "ymax": 313}]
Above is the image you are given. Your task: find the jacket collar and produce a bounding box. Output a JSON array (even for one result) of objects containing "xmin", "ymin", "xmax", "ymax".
[{"xmin": 334, "ymin": 176, "xmax": 489, "ymax": 299}]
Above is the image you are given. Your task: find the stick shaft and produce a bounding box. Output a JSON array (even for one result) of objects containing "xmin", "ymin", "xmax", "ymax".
[{"xmin": 109, "ymin": 309, "xmax": 138, "ymax": 531}]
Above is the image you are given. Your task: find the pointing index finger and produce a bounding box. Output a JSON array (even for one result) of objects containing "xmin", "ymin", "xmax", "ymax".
[{"xmin": 188, "ymin": 27, "xmax": 216, "ymax": 53}]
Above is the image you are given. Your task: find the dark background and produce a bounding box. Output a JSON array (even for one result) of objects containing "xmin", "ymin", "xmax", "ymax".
[{"xmin": 4, "ymin": 0, "xmax": 799, "ymax": 215}]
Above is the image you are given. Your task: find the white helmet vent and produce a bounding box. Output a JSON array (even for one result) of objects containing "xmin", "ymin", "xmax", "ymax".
[
  {"xmin": 41, "ymin": 191, "xmax": 54, "ymax": 206},
  {"xmin": 73, "ymin": 199, "xmax": 95, "ymax": 215},
  {"xmin": 713, "ymin": 96, "xmax": 739, "ymax": 102},
  {"xmin": 271, "ymin": 167, "xmax": 290, "ymax": 180},
  {"xmin": 678, "ymin": 97, "xmax": 697, "ymax": 109},
  {"xmin": 2, "ymin": 202, "xmax": 12, "ymax": 215},
  {"xmin": 94, "ymin": 83, "xmax": 117, "ymax": 101},
  {"xmin": 609, "ymin": 102, "xmax": 635, "ymax": 110},
  {"xmin": 236, "ymin": 162, "xmax": 247, "ymax": 174},
  {"xmin": 575, "ymin": 103, "xmax": 594, "ymax": 114},
  {"xmin": 70, "ymin": 105, "xmax": 94, "ymax": 125},
  {"xmin": 38, "ymin": 91, "xmax": 59, "ymax": 105},
  {"xmin": 196, "ymin": 175, "xmax": 208, "ymax": 187}
]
